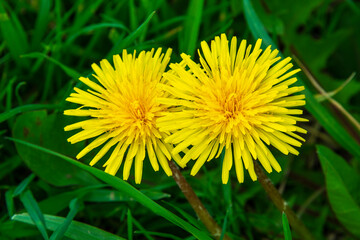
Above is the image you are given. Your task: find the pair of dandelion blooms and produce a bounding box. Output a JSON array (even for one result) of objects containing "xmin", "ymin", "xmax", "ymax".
[{"xmin": 64, "ymin": 34, "xmax": 307, "ymax": 184}]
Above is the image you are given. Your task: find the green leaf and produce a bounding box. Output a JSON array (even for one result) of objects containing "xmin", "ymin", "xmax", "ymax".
[
  {"xmin": 49, "ymin": 198, "xmax": 80, "ymax": 240},
  {"xmin": 107, "ymin": 11, "xmax": 155, "ymax": 58},
  {"xmin": 32, "ymin": 0, "xmax": 51, "ymax": 48},
  {"xmin": 12, "ymin": 213, "xmax": 126, "ymax": 240},
  {"xmin": 179, "ymin": 0, "xmax": 204, "ymax": 56},
  {"xmin": 7, "ymin": 137, "xmax": 212, "ymax": 240},
  {"xmin": 242, "ymin": 0, "xmax": 360, "ymax": 158},
  {"xmin": 38, "ymin": 185, "xmax": 105, "ymax": 215},
  {"xmin": 0, "ymin": 155, "xmax": 22, "ymax": 180},
  {"xmin": 0, "ymin": 1, "xmax": 29, "ymax": 66},
  {"xmin": 0, "ymin": 104, "xmax": 60, "ymax": 124},
  {"xmin": 5, "ymin": 189, "xmax": 15, "ymax": 217},
  {"xmin": 163, "ymin": 201, "xmax": 203, "ymax": 230},
  {"xmin": 21, "ymin": 52, "xmax": 80, "ymax": 79},
  {"xmin": 317, "ymin": 145, "xmax": 360, "ymax": 237},
  {"xmin": 84, "ymin": 189, "xmax": 170, "ymax": 202},
  {"xmin": 13, "ymin": 173, "xmax": 36, "ymax": 197},
  {"xmin": 127, "ymin": 209, "xmax": 133, "ymax": 240},
  {"xmin": 12, "ymin": 111, "xmax": 100, "ymax": 187},
  {"xmin": 66, "ymin": 23, "xmax": 129, "ymax": 45},
  {"xmin": 19, "ymin": 190, "xmax": 49, "ymax": 240},
  {"xmin": 282, "ymin": 212, "xmax": 292, "ymax": 240},
  {"xmin": 219, "ymin": 205, "xmax": 231, "ymax": 240}
]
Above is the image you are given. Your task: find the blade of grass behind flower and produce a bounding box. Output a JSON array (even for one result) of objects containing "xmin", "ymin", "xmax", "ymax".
[
  {"xmin": 13, "ymin": 173, "xmax": 35, "ymax": 197},
  {"xmin": 12, "ymin": 213, "xmax": 126, "ymax": 240},
  {"xmin": 21, "ymin": 52, "xmax": 80, "ymax": 79},
  {"xmin": 179, "ymin": 0, "xmax": 204, "ymax": 57},
  {"xmin": 106, "ymin": 11, "xmax": 155, "ymax": 58},
  {"xmin": 31, "ymin": 0, "xmax": 51, "ymax": 49},
  {"xmin": 131, "ymin": 217, "xmax": 155, "ymax": 240},
  {"xmin": 282, "ymin": 212, "xmax": 292, "ymax": 240},
  {"xmin": 219, "ymin": 205, "xmax": 231, "ymax": 240},
  {"xmin": 242, "ymin": 0, "xmax": 360, "ymax": 158},
  {"xmin": 49, "ymin": 198, "xmax": 80, "ymax": 240},
  {"xmin": 0, "ymin": 1, "xmax": 29, "ymax": 67},
  {"xmin": 0, "ymin": 104, "xmax": 60, "ymax": 124},
  {"xmin": 5, "ymin": 189, "xmax": 15, "ymax": 217},
  {"xmin": 19, "ymin": 190, "xmax": 49, "ymax": 240},
  {"xmin": 127, "ymin": 209, "xmax": 133, "ymax": 240},
  {"xmin": 7, "ymin": 137, "xmax": 212, "ymax": 240},
  {"xmin": 70, "ymin": 0, "xmax": 103, "ymax": 33}
]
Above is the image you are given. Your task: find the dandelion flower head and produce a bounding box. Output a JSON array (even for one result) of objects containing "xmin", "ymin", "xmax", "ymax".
[
  {"xmin": 64, "ymin": 48, "xmax": 183, "ymax": 184},
  {"xmin": 157, "ymin": 34, "xmax": 307, "ymax": 184}
]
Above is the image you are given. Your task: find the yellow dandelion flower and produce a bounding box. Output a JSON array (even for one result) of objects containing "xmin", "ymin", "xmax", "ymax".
[
  {"xmin": 64, "ymin": 48, "xmax": 183, "ymax": 184},
  {"xmin": 157, "ymin": 34, "xmax": 307, "ymax": 184}
]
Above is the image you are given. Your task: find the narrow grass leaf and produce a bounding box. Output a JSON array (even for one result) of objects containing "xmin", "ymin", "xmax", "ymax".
[
  {"xmin": 32, "ymin": 0, "xmax": 51, "ymax": 48},
  {"xmin": 70, "ymin": 0, "xmax": 103, "ymax": 32},
  {"xmin": 39, "ymin": 185, "xmax": 106, "ymax": 215},
  {"xmin": 127, "ymin": 209, "xmax": 133, "ymax": 240},
  {"xmin": 131, "ymin": 217, "xmax": 155, "ymax": 240},
  {"xmin": 0, "ymin": 1, "xmax": 29, "ymax": 65},
  {"xmin": 134, "ymin": 231, "xmax": 184, "ymax": 240},
  {"xmin": 84, "ymin": 189, "xmax": 170, "ymax": 202},
  {"xmin": 49, "ymin": 198, "xmax": 80, "ymax": 240},
  {"xmin": 7, "ymin": 137, "xmax": 212, "ymax": 240},
  {"xmin": 66, "ymin": 23, "xmax": 129, "ymax": 45},
  {"xmin": 0, "ymin": 104, "xmax": 60, "ymax": 124},
  {"xmin": 21, "ymin": 52, "xmax": 80, "ymax": 79},
  {"xmin": 19, "ymin": 190, "xmax": 49, "ymax": 240},
  {"xmin": 163, "ymin": 202, "xmax": 203, "ymax": 229},
  {"xmin": 12, "ymin": 213, "xmax": 126, "ymax": 240},
  {"xmin": 282, "ymin": 212, "xmax": 292, "ymax": 240},
  {"xmin": 5, "ymin": 189, "xmax": 15, "ymax": 217},
  {"xmin": 13, "ymin": 173, "xmax": 36, "ymax": 197},
  {"xmin": 107, "ymin": 11, "xmax": 155, "ymax": 58},
  {"xmin": 219, "ymin": 205, "xmax": 231, "ymax": 240},
  {"xmin": 180, "ymin": 0, "xmax": 204, "ymax": 56},
  {"xmin": 243, "ymin": 0, "xmax": 360, "ymax": 158},
  {"xmin": 317, "ymin": 145, "xmax": 360, "ymax": 237}
]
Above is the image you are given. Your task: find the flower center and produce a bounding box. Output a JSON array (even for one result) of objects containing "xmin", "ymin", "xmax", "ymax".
[
  {"xmin": 130, "ymin": 100, "xmax": 150, "ymax": 123},
  {"xmin": 222, "ymin": 92, "xmax": 241, "ymax": 120}
]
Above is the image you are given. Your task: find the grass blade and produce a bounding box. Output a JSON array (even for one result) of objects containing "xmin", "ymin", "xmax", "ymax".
[
  {"xmin": 127, "ymin": 209, "xmax": 133, "ymax": 240},
  {"xmin": 19, "ymin": 190, "xmax": 49, "ymax": 240},
  {"xmin": 107, "ymin": 11, "xmax": 155, "ymax": 58},
  {"xmin": 5, "ymin": 189, "xmax": 15, "ymax": 217},
  {"xmin": 0, "ymin": 0, "xmax": 29, "ymax": 66},
  {"xmin": 32, "ymin": 0, "xmax": 51, "ymax": 48},
  {"xmin": 21, "ymin": 52, "xmax": 80, "ymax": 79},
  {"xmin": 13, "ymin": 173, "xmax": 36, "ymax": 197},
  {"xmin": 7, "ymin": 137, "xmax": 212, "ymax": 240},
  {"xmin": 242, "ymin": 0, "xmax": 360, "ymax": 158},
  {"xmin": 282, "ymin": 212, "xmax": 292, "ymax": 240},
  {"xmin": 0, "ymin": 104, "xmax": 60, "ymax": 124},
  {"xmin": 179, "ymin": 0, "xmax": 204, "ymax": 56},
  {"xmin": 49, "ymin": 198, "xmax": 80, "ymax": 240},
  {"xmin": 12, "ymin": 213, "xmax": 126, "ymax": 240}
]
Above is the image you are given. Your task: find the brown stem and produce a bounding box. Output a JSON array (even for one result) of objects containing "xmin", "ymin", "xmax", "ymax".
[
  {"xmin": 168, "ymin": 160, "xmax": 231, "ymax": 240},
  {"xmin": 254, "ymin": 161, "xmax": 315, "ymax": 240}
]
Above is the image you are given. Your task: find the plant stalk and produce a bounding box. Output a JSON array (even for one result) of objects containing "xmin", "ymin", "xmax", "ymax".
[
  {"xmin": 168, "ymin": 160, "xmax": 231, "ymax": 240},
  {"xmin": 254, "ymin": 161, "xmax": 315, "ymax": 240}
]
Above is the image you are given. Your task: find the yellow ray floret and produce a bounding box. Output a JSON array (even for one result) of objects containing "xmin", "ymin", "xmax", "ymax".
[
  {"xmin": 157, "ymin": 34, "xmax": 307, "ymax": 184},
  {"xmin": 64, "ymin": 48, "xmax": 183, "ymax": 184}
]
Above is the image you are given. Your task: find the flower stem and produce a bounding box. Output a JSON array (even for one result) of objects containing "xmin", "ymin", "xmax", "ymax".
[
  {"xmin": 168, "ymin": 160, "xmax": 231, "ymax": 240},
  {"xmin": 254, "ymin": 161, "xmax": 315, "ymax": 240}
]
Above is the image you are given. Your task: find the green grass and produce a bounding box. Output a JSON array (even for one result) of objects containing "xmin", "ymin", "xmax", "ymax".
[{"xmin": 1, "ymin": 0, "xmax": 360, "ymax": 239}]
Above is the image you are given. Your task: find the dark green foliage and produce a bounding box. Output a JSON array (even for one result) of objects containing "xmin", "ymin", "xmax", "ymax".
[{"xmin": 1, "ymin": 0, "xmax": 360, "ymax": 239}]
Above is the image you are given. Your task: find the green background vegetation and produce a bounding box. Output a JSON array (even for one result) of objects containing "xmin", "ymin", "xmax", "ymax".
[{"xmin": 1, "ymin": 0, "xmax": 360, "ymax": 239}]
